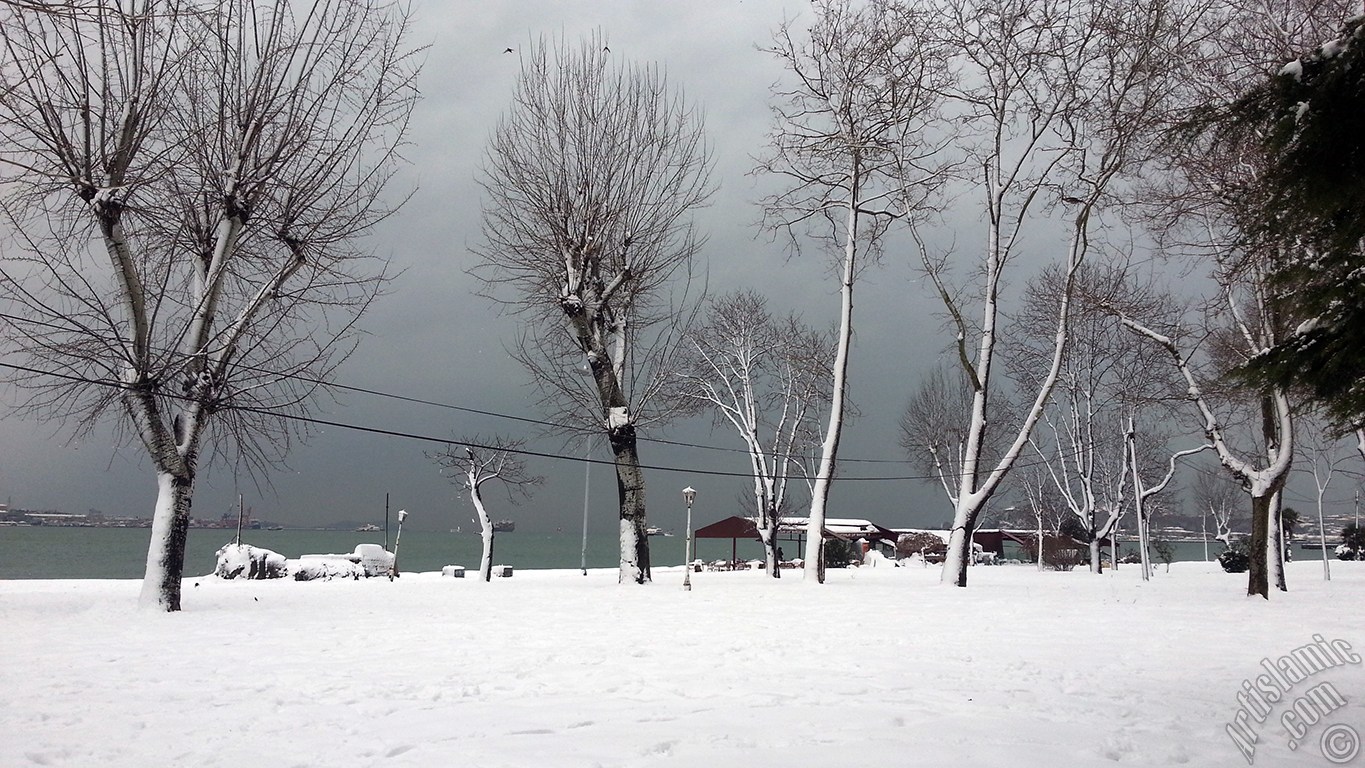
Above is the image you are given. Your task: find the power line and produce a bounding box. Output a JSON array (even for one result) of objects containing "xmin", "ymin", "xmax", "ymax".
[
  {"xmin": 0, "ymin": 358, "xmax": 963, "ymax": 481},
  {"xmin": 0, "ymin": 310, "xmax": 912, "ymax": 465}
]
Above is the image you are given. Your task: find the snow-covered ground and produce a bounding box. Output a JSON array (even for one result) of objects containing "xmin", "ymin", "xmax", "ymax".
[{"xmin": 3, "ymin": 561, "xmax": 1363, "ymax": 767}]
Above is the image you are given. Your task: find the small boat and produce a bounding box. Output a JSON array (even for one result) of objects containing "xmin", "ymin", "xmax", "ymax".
[
  {"xmin": 266, "ymin": 525, "xmax": 284, "ymax": 531},
  {"xmin": 493, "ymin": 520, "xmax": 515, "ymax": 533},
  {"xmin": 355, "ymin": 523, "xmax": 381, "ymax": 532},
  {"xmin": 646, "ymin": 526, "xmax": 674, "ymax": 537}
]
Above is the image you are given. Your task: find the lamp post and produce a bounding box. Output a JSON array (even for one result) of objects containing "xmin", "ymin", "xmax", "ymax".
[
  {"xmin": 573, "ymin": 361, "xmax": 593, "ymax": 577},
  {"xmin": 682, "ymin": 486, "xmax": 696, "ymax": 591},
  {"xmin": 390, "ymin": 509, "xmax": 409, "ymax": 579}
]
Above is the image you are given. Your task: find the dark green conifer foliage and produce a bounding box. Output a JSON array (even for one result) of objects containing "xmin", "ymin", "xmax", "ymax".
[{"xmin": 1226, "ymin": 17, "xmax": 1365, "ymax": 428}]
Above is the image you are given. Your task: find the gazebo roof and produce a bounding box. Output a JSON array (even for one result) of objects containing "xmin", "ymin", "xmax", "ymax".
[
  {"xmin": 693, "ymin": 516, "xmax": 762, "ymax": 541},
  {"xmin": 693, "ymin": 515, "xmax": 898, "ymax": 542}
]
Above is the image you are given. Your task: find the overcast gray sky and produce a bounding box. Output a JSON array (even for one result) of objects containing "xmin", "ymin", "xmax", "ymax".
[
  {"xmin": 0, "ymin": 0, "xmax": 965, "ymax": 535},
  {"xmin": 0, "ymin": 0, "xmax": 1352, "ymax": 536}
]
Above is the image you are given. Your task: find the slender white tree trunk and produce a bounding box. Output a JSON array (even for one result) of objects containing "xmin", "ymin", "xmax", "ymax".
[
  {"xmin": 1267, "ymin": 490, "xmax": 1286, "ymax": 592},
  {"xmin": 1316, "ymin": 486, "xmax": 1332, "ymax": 581},
  {"xmin": 470, "ymin": 483, "xmax": 495, "ymax": 582},
  {"xmin": 1202, "ymin": 512, "xmax": 1210, "ymax": 562},
  {"xmin": 1036, "ymin": 512, "xmax": 1045, "ymax": 572},
  {"xmin": 1137, "ymin": 509, "xmax": 1152, "ymax": 581},
  {"xmin": 805, "ymin": 199, "xmax": 857, "ymax": 584}
]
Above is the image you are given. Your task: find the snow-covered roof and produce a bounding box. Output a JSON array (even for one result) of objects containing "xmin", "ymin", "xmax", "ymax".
[{"xmin": 777, "ymin": 517, "xmax": 894, "ymax": 539}]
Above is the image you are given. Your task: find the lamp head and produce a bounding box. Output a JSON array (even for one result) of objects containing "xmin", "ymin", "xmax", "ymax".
[{"xmin": 682, "ymin": 487, "xmax": 696, "ymax": 506}]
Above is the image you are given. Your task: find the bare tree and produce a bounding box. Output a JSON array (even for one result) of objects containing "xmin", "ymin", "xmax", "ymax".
[
  {"xmin": 430, "ymin": 437, "xmax": 540, "ymax": 582},
  {"xmin": 1295, "ymin": 418, "xmax": 1354, "ymax": 581},
  {"xmin": 1112, "ymin": 309, "xmax": 1293, "ymax": 595},
  {"xmin": 1128, "ymin": 1, "xmax": 1360, "ymax": 598},
  {"xmin": 1015, "ymin": 463, "xmax": 1069, "ymax": 570},
  {"xmin": 1192, "ymin": 464, "xmax": 1242, "ymax": 558},
  {"xmin": 1124, "ymin": 417, "xmax": 1208, "ymax": 580},
  {"xmin": 1008, "ymin": 263, "xmax": 1193, "ymax": 573},
  {"xmin": 911, "ymin": 0, "xmax": 1195, "ymax": 587},
  {"xmin": 473, "ymin": 34, "xmax": 712, "ymax": 585},
  {"xmin": 759, "ymin": 0, "xmax": 947, "ymax": 582},
  {"xmin": 0, "ymin": 0, "xmax": 418, "ymax": 611},
  {"xmin": 679, "ymin": 290, "xmax": 832, "ymax": 576},
  {"xmin": 901, "ymin": 363, "xmax": 1015, "ymax": 520}
]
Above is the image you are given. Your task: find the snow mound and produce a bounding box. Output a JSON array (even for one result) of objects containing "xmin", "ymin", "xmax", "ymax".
[{"xmin": 214, "ymin": 543, "xmax": 287, "ymax": 580}]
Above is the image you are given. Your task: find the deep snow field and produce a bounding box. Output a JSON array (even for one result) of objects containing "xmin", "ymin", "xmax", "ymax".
[{"xmin": 2, "ymin": 559, "xmax": 1363, "ymax": 768}]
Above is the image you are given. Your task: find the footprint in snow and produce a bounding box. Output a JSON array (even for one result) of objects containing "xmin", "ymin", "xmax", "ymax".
[{"xmin": 643, "ymin": 740, "xmax": 678, "ymax": 756}]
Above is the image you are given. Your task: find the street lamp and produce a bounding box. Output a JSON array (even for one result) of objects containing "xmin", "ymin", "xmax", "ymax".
[
  {"xmin": 573, "ymin": 361, "xmax": 593, "ymax": 577},
  {"xmin": 390, "ymin": 508, "xmax": 409, "ymax": 579},
  {"xmin": 682, "ymin": 486, "xmax": 697, "ymax": 591}
]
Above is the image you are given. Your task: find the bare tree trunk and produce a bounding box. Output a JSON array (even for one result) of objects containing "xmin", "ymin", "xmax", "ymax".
[
  {"xmin": 804, "ymin": 225, "xmax": 856, "ymax": 584},
  {"xmin": 1248, "ymin": 491, "xmax": 1271, "ymax": 598},
  {"xmin": 470, "ymin": 485, "xmax": 495, "ymax": 582},
  {"xmin": 139, "ymin": 471, "xmax": 194, "ymax": 611},
  {"xmin": 760, "ymin": 504, "xmax": 780, "ymax": 578},
  {"xmin": 610, "ymin": 426, "xmax": 650, "ymax": 584},
  {"xmin": 943, "ymin": 528, "xmax": 974, "ymax": 586},
  {"xmin": 1268, "ymin": 490, "xmax": 1287, "ymax": 593}
]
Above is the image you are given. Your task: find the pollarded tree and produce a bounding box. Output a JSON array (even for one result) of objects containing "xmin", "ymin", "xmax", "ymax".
[
  {"xmin": 911, "ymin": 0, "xmax": 1198, "ymax": 587},
  {"xmin": 759, "ymin": 0, "xmax": 948, "ymax": 582},
  {"xmin": 678, "ymin": 290, "xmax": 833, "ymax": 577},
  {"xmin": 430, "ymin": 437, "xmax": 540, "ymax": 582},
  {"xmin": 0, "ymin": 0, "xmax": 419, "ymax": 611},
  {"xmin": 474, "ymin": 34, "xmax": 712, "ymax": 584}
]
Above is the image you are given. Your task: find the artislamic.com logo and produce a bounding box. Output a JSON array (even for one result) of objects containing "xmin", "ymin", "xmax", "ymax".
[{"xmin": 1227, "ymin": 635, "xmax": 1362, "ymax": 765}]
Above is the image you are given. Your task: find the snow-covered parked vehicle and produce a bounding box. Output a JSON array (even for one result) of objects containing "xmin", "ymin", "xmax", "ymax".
[
  {"xmin": 215, "ymin": 542, "xmax": 395, "ymax": 581},
  {"xmin": 293, "ymin": 544, "xmax": 395, "ymax": 581}
]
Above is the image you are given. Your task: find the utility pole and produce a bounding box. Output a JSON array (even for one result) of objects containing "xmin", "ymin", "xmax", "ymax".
[
  {"xmin": 581, "ymin": 447, "xmax": 591, "ymax": 576},
  {"xmin": 235, "ymin": 494, "xmax": 244, "ymax": 547}
]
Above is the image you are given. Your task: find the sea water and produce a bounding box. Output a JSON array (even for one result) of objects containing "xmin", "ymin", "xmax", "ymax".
[
  {"xmin": 0, "ymin": 526, "xmax": 767, "ymax": 579},
  {"xmin": 0, "ymin": 525, "xmax": 1250, "ymax": 579}
]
